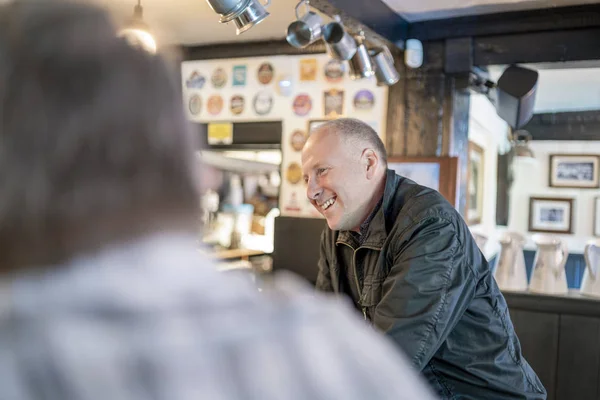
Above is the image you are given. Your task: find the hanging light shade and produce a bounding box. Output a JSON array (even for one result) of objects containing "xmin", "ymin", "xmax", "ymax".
[{"xmin": 118, "ymin": 0, "xmax": 157, "ymax": 54}]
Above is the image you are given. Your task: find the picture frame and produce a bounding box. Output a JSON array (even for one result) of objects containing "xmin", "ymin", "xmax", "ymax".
[
  {"xmin": 467, "ymin": 142, "xmax": 485, "ymax": 225},
  {"xmin": 388, "ymin": 156, "xmax": 459, "ymax": 207},
  {"xmin": 595, "ymin": 197, "xmax": 600, "ymax": 237},
  {"xmin": 528, "ymin": 197, "xmax": 574, "ymax": 234},
  {"xmin": 549, "ymin": 154, "xmax": 600, "ymax": 189}
]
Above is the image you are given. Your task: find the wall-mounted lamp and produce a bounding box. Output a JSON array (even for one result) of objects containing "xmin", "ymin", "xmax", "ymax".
[
  {"xmin": 205, "ymin": 0, "xmax": 271, "ymax": 35},
  {"xmin": 286, "ymin": 1, "xmax": 323, "ymax": 48},
  {"xmin": 348, "ymin": 33, "xmax": 374, "ymax": 80},
  {"xmin": 118, "ymin": 0, "xmax": 157, "ymax": 54},
  {"xmin": 370, "ymin": 46, "xmax": 399, "ymax": 86}
]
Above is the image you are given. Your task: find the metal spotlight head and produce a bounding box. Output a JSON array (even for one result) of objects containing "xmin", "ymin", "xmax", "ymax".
[
  {"xmin": 205, "ymin": 0, "xmax": 271, "ymax": 35},
  {"xmin": 370, "ymin": 46, "xmax": 399, "ymax": 86}
]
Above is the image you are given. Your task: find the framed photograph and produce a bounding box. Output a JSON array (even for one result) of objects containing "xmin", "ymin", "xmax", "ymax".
[
  {"xmin": 549, "ymin": 154, "xmax": 600, "ymax": 189},
  {"xmin": 388, "ymin": 156, "xmax": 459, "ymax": 207},
  {"xmin": 595, "ymin": 197, "xmax": 600, "ymax": 237},
  {"xmin": 467, "ymin": 142, "xmax": 485, "ymax": 225},
  {"xmin": 528, "ymin": 197, "xmax": 574, "ymax": 234}
]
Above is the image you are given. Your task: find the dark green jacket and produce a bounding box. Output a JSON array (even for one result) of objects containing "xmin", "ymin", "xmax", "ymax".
[{"xmin": 317, "ymin": 170, "xmax": 546, "ymax": 400}]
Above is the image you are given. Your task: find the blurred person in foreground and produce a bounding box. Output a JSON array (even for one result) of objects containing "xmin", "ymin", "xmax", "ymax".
[
  {"xmin": 302, "ymin": 118, "xmax": 546, "ymax": 399},
  {"xmin": 0, "ymin": 1, "xmax": 436, "ymax": 399}
]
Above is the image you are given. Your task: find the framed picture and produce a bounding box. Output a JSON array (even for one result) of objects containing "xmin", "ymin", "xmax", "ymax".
[
  {"xmin": 595, "ymin": 197, "xmax": 600, "ymax": 237},
  {"xmin": 388, "ymin": 156, "xmax": 459, "ymax": 207},
  {"xmin": 467, "ymin": 142, "xmax": 485, "ymax": 225},
  {"xmin": 549, "ymin": 154, "xmax": 600, "ymax": 188},
  {"xmin": 528, "ymin": 197, "xmax": 574, "ymax": 234}
]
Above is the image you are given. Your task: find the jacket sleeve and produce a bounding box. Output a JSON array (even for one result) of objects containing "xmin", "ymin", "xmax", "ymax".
[
  {"xmin": 372, "ymin": 216, "xmax": 477, "ymax": 371},
  {"xmin": 315, "ymin": 230, "xmax": 333, "ymax": 292}
]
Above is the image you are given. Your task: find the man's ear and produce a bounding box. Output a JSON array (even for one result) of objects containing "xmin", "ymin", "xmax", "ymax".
[{"xmin": 361, "ymin": 149, "xmax": 379, "ymax": 179}]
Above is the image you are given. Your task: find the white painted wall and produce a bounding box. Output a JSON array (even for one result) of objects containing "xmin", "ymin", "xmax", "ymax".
[
  {"xmin": 468, "ymin": 94, "xmax": 509, "ymax": 259},
  {"xmin": 507, "ymin": 141, "xmax": 600, "ymax": 254}
]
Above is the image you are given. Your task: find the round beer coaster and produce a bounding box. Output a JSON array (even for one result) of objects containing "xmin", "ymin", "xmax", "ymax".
[
  {"xmin": 354, "ymin": 90, "xmax": 375, "ymax": 110},
  {"xmin": 211, "ymin": 68, "xmax": 228, "ymax": 88},
  {"xmin": 286, "ymin": 162, "xmax": 303, "ymax": 185},
  {"xmin": 207, "ymin": 95, "xmax": 224, "ymax": 116},
  {"xmin": 253, "ymin": 91, "xmax": 273, "ymax": 115},
  {"xmin": 188, "ymin": 94, "xmax": 202, "ymax": 115},
  {"xmin": 257, "ymin": 62, "xmax": 274, "ymax": 85},
  {"xmin": 324, "ymin": 60, "xmax": 345, "ymax": 83},
  {"xmin": 230, "ymin": 95, "xmax": 245, "ymax": 115},
  {"xmin": 290, "ymin": 130, "xmax": 308, "ymax": 152},
  {"xmin": 293, "ymin": 93, "xmax": 312, "ymax": 116}
]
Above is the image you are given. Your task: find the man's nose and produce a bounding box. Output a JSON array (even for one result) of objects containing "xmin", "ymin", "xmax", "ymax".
[{"xmin": 306, "ymin": 179, "xmax": 322, "ymax": 200}]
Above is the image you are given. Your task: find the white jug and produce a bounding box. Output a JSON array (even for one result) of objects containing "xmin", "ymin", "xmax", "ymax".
[
  {"xmin": 529, "ymin": 234, "xmax": 569, "ymax": 296},
  {"xmin": 494, "ymin": 232, "xmax": 528, "ymax": 292},
  {"xmin": 581, "ymin": 239, "xmax": 600, "ymax": 298}
]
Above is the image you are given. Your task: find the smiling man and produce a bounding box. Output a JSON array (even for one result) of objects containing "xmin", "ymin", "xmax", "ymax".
[{"xmin": 301, "ymin": 118, "xmax": 547, "ymax": 400}]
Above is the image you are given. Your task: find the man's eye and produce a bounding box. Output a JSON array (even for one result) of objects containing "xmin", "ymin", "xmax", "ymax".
[{"xmin": 317, "ymin": 168, "xmax": 327, "ymax": 176}]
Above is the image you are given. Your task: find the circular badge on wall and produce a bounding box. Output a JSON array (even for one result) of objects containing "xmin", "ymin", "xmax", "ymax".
[
  {"xmin": 207, "ymin": 95, "xmax": 224, "ymax": 115},
  {"xmin": 290, "ymin": 130, "xmax": 307, "ymax": 152},
  {"xmin": 211, "ymin": 68, "xmax": 227, "ymax": 88},
  {"xmin": 324, "ymin": 60, "xmax": 345, "ymax": 83},
  {"xmin": 293, "ymin": 94, "xmax": 312, "ymax": 116},
  {"xmin": 188, "ymin": 94, "xmax": 202, "ymax": 115},
  {"xmin": 230, "ymin": 95, "xmax": 245, "ymax": 115},
  {"xmin": 257, "ymin": 62, "xmax": 274, "ymax": 85},
  {"xmin": 354, "ymin": 90, "xmax": 375, "ymax": 110},
  {"xmin": 286, "ymin": 162, "xmax": 303, "ymax": 185},
  {"xmin": 186, "ymin": 71, "xmax": 206, "ymax": 89},
  {"xmin": 253, "ymin": 91, "xmax": 273, "ymax": 115}
]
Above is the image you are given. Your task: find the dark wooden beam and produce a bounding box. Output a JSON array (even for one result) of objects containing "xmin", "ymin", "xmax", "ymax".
[
  {"xmin": 524, "ymin": 110, "xmax": 600, "ymax": 141},
  {"xmin": 409, "ymin": 4, "xmax": 600, "ymax": 42},
  {"xmin": 183, "ymin": 40, "xmax": 326, "ymax": 61},
  {"xmin": 313, "ymin": 0, "xmax": 409, "ymax": 44}
]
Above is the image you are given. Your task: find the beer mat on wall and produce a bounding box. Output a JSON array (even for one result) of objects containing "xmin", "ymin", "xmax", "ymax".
[
  {"xmin": 232, "ymin": 65, "xmax": 247, "ymax": 87},
  {"xmin": 186, "ymin": 71, "xmax": 206, "ymax": 89},
  {"xmin": 188, "ymin": 94, "xmax": 202, "ymax": 115},
  {"xmin": 207, "ymin": 95, "xmax": 224, "ymax": 116},
  {"xmin": 253, "ymin": 91, "xmax": 273, "ymax": 115},
  {"xmin": 286, "ymin": 162, "xmax": 303, "ymax": 185},
  {"xmin": 324, "ymin": 89, "xmax": 344, "ymax": 117},
  {"xmin": 211, "ymin": 68, "xmax": 227, "ymax": 89},
  {"xmin": 293, "ymin": 94, "xmax": 312, "ymax": 117},
  {"xmin": 230, "ymin": 95, "xmax": 245, "ymax": 115},
  {"xmin": 324, "ymin": 60, "xmax": 344, "ymax": 83},
  {"xmin": 284, "ymin": 192, "xmax": 302, "ymax": 212},
  {"xmin": 257, "ymin": 62, "xmax": 274, "ymax": 85},
  {"xmin": 354, "ymin": 90, "xmax": 375, "ymax": 110},
  {"xmin": 300, "ymin": 58, "xmax": 318, "ymax": 81},
  {"xmin": 290, "ymin": 130, "xmax": 308, "ymax": 152}
]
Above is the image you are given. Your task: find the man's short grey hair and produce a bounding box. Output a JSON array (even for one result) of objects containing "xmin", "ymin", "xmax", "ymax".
[
  {"xmin": 312, "ymin": 118, "xmax": 388, "ymax": 166},
  {"xmin": 0, "ymin": 1, "xmax": 200, "ymax": 273}
]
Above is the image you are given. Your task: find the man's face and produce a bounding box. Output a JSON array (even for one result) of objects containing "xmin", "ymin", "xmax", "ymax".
[{"xmin": 301, "ymin": 132, "xmax": 372, "ymax": 231}]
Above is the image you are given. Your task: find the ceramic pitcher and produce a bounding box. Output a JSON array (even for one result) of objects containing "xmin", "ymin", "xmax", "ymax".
[
  {"xmin": 494, "ymin": 232, "xmax": 528, "ymax": 292},
  {"xmin": 529, "ymin": 234, "xmax": 569, "ymax": 295},
  {"xmin": 581, "ymin": 239, "xmax": 600, "ymax": 298}
]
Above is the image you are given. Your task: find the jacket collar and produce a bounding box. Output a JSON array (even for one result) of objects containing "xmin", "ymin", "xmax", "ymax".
[{"xmin": 336, "ymin": 169, "xmax": 400, "ymax": 249}]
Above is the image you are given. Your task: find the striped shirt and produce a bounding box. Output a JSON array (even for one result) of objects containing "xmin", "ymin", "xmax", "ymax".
[{"xmin": 0, "ymin": 233, "xmax": 436, "ymax": 400}]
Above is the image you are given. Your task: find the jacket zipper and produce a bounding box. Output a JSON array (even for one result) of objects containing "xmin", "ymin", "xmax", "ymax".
[{"xmin": 338, "ymin": 242, "xmax": 381, "ymax": 321}]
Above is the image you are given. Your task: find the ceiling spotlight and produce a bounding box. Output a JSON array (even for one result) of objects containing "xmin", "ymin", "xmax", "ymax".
[
  {"xmin": 286, "ymin": 1, "xmax": 323, "ymax": 48},
  {"xmin": 205, "ymin": 0, "xmax": 271, "ymax": 35},
  {"xmin": 118, "ymin": 0, "xmax": 157, "ymax": 54},
  {"xmin": 323, "ymin": 21, "xmax": 357, "ymax": 60},
  {"xmin": 370, "ymin": 46, "xmax": 399, "ymax": 86},
  {"xmin": 348, "ymin": 33, "xmax": 374, "ymax": 80}
]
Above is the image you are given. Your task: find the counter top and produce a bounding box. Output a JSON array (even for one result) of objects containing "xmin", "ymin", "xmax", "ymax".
[{"xmin": 503, "ymin": 290, "xmax": 600, "ymax": 318}]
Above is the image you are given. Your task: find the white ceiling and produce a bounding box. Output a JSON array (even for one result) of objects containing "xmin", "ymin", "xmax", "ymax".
[
  {"xmin": 93, "ymin": 0, "xmax": 599, "ymax": 46},
  {"xmin": 382, "ymin": 0, "xmax": 599, "ymax": 22}
]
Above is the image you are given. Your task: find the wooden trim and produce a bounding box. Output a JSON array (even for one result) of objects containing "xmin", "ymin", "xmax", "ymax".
[
  {"xmin": 524, "ymin": 110, "xmax": 600, "ymax": 141},
  {"xmin": 467, "ymin": 141, "xmax": 484, "ymax": 225},
  {"xmin": 528, "ymin": 197, "xmax": 575, "ymax": 234},
  {"xmin": 387, "ymin": 156, "xmax": 459, "ymax": 207},
  {"xmin": 548, "ymin": 154, "xmax": 600, "ymax": 189},
  {"xmin": 183, "ymin": 40, "xmax": 327, "ymax": 61}
]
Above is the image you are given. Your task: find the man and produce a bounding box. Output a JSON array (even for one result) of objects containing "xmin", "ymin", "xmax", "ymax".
[
  {"xmin": 0, "ymin": 2, "xmax": 437, "ymax": 399},
  {"xmin": 302, "ymin": 118, "xmax": 546, "ymax": 399}
]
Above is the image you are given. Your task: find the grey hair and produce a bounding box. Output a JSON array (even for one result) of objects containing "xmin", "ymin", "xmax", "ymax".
[
  {"xmin": 0, "ymin": 1, "xmax": 200, "ymax": 273},
  {"xmin": 311, "ymin": 118, "xmax": 388, "ymax": 166}
]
